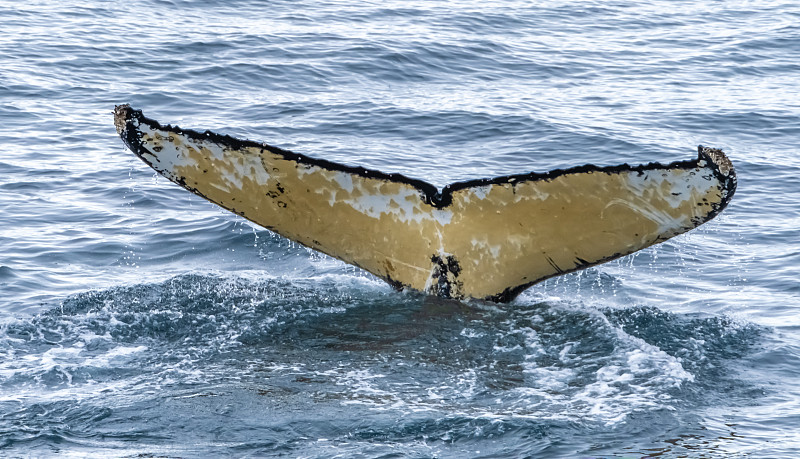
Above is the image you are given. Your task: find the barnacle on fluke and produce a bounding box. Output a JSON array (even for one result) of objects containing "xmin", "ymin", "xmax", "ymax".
[{"xmin": 114, "ymin": 104, "xmax": 736, "ymax": 302}]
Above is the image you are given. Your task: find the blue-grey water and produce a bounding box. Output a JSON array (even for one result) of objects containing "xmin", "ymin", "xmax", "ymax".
[{"xmin": 1, "ymin": 0, "xmax": 799, "ymax": 457}]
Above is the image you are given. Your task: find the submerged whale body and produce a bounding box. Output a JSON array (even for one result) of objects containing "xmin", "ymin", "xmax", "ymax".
[{"xmin": 114, "ymin": 105, "xmax": 736, "ymax": 302}]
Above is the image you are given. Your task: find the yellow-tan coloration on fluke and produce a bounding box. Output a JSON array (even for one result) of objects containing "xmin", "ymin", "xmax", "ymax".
[{"xmin": 114, "ymin": 105, "xmax": 736, "ymax": 302}]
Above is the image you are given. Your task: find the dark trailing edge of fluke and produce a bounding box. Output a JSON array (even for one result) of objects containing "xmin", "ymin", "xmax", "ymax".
[{"xmin": 116, "ymin": 105, "xmax": 736, "ymax": 212}]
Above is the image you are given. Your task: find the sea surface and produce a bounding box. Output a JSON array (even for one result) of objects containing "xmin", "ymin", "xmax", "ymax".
[{"xmin": 1, "ymin": 0, "xmax": 799, "ymax": 457}]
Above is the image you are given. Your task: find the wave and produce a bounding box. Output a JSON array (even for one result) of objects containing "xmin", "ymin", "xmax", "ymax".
[{"xmin": 0, "ymin": 272, "xmax": 762, "ymax": 455}]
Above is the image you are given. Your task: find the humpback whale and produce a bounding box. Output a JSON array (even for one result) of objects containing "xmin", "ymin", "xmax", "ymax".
[{"xmin": 114, "ymin": 105, "xmax": 736, "ymax": 302}]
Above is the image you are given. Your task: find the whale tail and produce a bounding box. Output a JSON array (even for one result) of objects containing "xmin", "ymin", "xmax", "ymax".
[{"xmin": 114, "ymin": 105, "xmax": 736, "ymax": 302}]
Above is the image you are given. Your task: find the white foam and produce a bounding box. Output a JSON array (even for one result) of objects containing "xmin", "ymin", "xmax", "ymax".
[{"xmin": 81, "ymin": 345, "xmax": 149, "ymax": 368}]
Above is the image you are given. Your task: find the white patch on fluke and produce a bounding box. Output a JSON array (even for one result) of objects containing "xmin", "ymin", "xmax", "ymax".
[
  {"xmin": 605, "ymin": 197, "xmax": 687, "ymax": 236},
  {"xmin": 343, "ymin": 185, "xmax": 453, "ymax": 225},
  {"xmin": 140, "ymin": 123, "xmax": 270, "ymax": 191},
  {"xmin": 469, "ymin": 185, "xmax": 493, "ymax": 200},
  {"xmin": 471, "ymin": 237, "xmax": 502, "ymax": 260},
  {"xmin": 624, "ymin": 168, "xmax": 712, "ymax": 209},
  {"xmin": 606, "ymin": 168, "xmax": 715, "ymax": 234},
  {"xmin": 138, "ymin": 122, "xmax": 198, "ymax": 176},
  {"xmin": 432, "ymin": 209, "xmax": 453, "ymax": 225},
  {"xmin": 515, "ymin": 186, "xmax": 550, "ymax": 203},
  {"xmin": 332, "ymin": 171, "xmax": 354, "ymax": 193}
]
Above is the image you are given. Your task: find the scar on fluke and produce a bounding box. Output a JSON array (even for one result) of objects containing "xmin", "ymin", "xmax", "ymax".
[{"xmin": 114, "ymin": 104, "xmax": 736, "ymax": 302}]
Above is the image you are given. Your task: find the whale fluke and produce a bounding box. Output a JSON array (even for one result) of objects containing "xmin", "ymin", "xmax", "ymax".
[{"xmin": 114, "ymin": 105, "xmax": 736, "ymax": 302}]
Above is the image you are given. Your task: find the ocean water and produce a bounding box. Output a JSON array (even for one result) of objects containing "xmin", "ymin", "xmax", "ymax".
[{"xmin": 1, "ymin": 0, "xmax": 799, "ymax": 457}]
